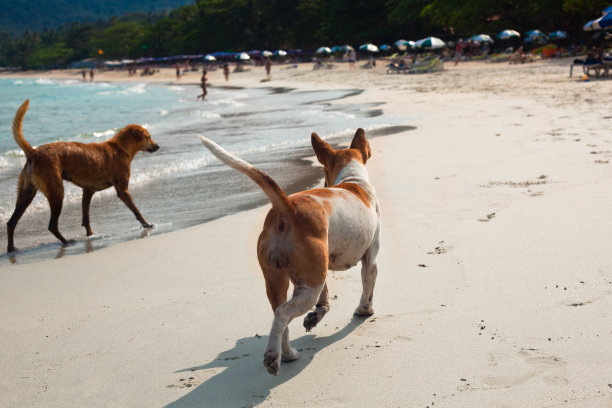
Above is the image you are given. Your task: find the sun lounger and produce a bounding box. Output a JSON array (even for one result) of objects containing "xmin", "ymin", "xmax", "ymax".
[
  {"xmin": 583, "ymin": 60, "xmax": 608, "ymax": 77},
  {"xmin": 408, "ymin": 57, "xmax": 443, "ymax": 74},
  {"xmin": 313, "ymin": 61, "xmax": 334, "ymax": 70},
  {"xmin": 569, "ymin": 59, "xmax": 583, "ymax": 77},
  {"xmin": 386, "ymin": 63, "xmax": 409, "ymax": 74}
]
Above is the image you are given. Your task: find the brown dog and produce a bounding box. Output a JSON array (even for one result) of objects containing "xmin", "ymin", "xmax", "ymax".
[
  {"xmin": 7, "ymin": 99, "xmax": 159, "ymax": 252},
  {"xmin": 200, "ymin": 129, "xmax": 380, "ymax": 375}
]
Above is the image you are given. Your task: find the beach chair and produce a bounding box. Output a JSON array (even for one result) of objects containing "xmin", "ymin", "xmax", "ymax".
[
  {"xmin": 569, "ymin": 59, "xmax": 583, "ymax": 77},
  {"xmin": 408, "ymin": 57, "xmax": 443, "ymax": 74},
  {"xmin": 386, "ymin": 63, "xmax": 409, "ymax": 74},
  {"xmin": 313, "ymin": 60, "xmax": 334, "ymax": 70},
  {"xmin": 508, "ymin": 52, "xmax": 526, "ymax": 64},
  {"xmin": 583, "ymin": 60, "xmax": 607, "ymax": 77}
]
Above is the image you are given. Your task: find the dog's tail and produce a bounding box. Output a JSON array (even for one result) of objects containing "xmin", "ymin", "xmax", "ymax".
[
  {"xmin": 199, "ymin": 136, "xmax": 293, "ymax": 215},
  {"xmin": 12, "ymin": 99, "xmax": 35, "ymax": 159}
]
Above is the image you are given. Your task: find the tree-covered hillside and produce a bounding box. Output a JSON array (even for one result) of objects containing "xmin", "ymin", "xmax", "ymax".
[
  {"xmin": 1, "ymin": 0, "xmax": 610, "ymax": 69},
  {"xmin": 0, "ymin": 0, "xmax": 192, "ymax": 34}
]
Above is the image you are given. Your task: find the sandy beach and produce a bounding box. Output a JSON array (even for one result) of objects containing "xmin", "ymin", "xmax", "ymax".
[{"xmin": 1, "ymin": 58, "xmax": 611, "ymax": 407}]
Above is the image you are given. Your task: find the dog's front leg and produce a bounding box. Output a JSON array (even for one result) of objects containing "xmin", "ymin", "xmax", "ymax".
[
  {"xmin": 115, "ymin": 187, "xmax": 154, "ymax": 228},
  {"xmin": 264, "ymin": 284, "xmax": 322, "ymax": 375}
]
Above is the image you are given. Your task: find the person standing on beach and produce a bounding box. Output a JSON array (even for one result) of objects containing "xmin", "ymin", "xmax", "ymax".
[
  {"xmin": 175, "ymin": 64, "xmax": 181, "ymax": 80},
  {"xmin": 82, "ymin": 70, "xmax": 87, "ymax": 81},
  {"xmin": 223, "ymin": 63, "xmax": 230, "ymax": 82},
  {"xmin": 454, "ymin": 39, "xmax": 463, "ymax": 65},
  {"xmin": 197, "ymin": 70, "xmax": 208, "ymax": 100},
  {"xmin": 348, "ymin": 49, "xmax": 356, "ymax": 70},
  {"xmin": 89, "ymin": 68, "xmax": 94, "ymax": 82},
  {"xmin": 265, "ymin": 58, "xmax": 272, "ymax": 80}
]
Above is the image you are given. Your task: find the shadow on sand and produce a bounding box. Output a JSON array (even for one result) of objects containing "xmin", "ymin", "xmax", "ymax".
[{"xmin": 165, "ymin": 316, "xmax": 368, "ymax": 408}]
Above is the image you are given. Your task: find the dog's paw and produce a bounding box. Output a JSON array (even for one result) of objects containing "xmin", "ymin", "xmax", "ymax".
[
  {"xmin": 281, "ymin": 347, "xmax": 299, "ymax": 362},
  {"xmin": 354, "ymin": 305, "xmax": 374, "ymax": 316},
  {"xmin": 303, "ymin": 311, "xmax": 319, "ymax": 332},
  {"xmin": 263, "ymin": 350, "xmax": 281, "ymax": 376}
]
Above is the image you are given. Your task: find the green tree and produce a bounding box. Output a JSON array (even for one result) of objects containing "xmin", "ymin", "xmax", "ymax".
[
  {"xmin": 65, "ymin": 22, "xmax": 95, "ymax": 61},
  {"xmin": 27, "ymin": 42, "xmax": 74, "ymax": 68},
  {"xmin": 90, "ymin": 20, "xmax": 146, "ymax": 59}
]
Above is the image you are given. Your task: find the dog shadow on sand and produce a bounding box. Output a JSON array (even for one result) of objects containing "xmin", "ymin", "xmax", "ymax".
[{"xmin": 165, "ymin": 316, "xmax": 368, "ymax": 408}]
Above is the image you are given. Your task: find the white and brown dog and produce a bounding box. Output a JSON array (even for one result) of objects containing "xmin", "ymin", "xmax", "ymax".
[{"xmin": 199, "ymin": 128, "xmax": 380, "ymax": 376}]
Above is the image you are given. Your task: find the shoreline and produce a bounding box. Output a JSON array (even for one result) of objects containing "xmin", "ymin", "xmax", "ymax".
[
  {"xmin": 1, "ymin": 59, "xmax": 611, "ymax": 407},
  {"xmin": 0, "ymin": 75, "xmax": 411, "ymax": 266}
]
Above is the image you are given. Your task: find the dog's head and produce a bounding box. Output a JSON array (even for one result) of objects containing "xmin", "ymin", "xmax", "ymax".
[
  {"xmin": 117, "ymin": 124, "xmax": 159, "ymax": 153},
  {"xmin": 311, "ymin": 128, "xmax": 371, "ymax": 187}
]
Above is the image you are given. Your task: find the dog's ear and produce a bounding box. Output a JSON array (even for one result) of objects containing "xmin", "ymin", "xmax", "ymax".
[
  {"xmin": 123, "ymin": 124, "xmax": 145, "ymax": 141},
  {"xmin": 311, "ymin": 132, "xmax": 334, "ymax": 165},
  {"xmin": 350, "ymin": 128, "xmax": 371, "ymax": 164}
]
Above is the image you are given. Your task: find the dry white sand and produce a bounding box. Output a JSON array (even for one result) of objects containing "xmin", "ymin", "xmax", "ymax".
[{"xmin": 1, "ymin": 59, "xmax": 611, "ymax": 407}]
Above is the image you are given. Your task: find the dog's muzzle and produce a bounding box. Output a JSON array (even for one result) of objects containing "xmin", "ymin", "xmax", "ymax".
[{"xmin": 147, "ymin": 144, "xmax": 160, "ymax": 153}]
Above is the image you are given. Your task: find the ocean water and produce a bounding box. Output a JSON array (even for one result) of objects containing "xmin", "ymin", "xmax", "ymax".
[{"xmin": 0, "ymin": 76, "xmax": 411, "ymax": 265}]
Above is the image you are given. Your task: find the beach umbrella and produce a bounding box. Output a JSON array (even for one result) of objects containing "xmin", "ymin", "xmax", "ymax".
[
  {"xmin": 496, "ymin": 29, "xmax": 520, "ymax": 39},
  {"xmin": 274, "ymin": 50, "xmax": 287, "ymax": 57},
  {"xmin": 330, "ymin": 45, "xmax": 343, "ymax": 53},
  {"xmin": 235, "ymin": 52, "xmax": 250, "ymax": 60},
  {"xmin": 379, "ymin": 44, "xmax": 391, "ymax": 51},
  {"xmin": 524, "ymin": 29, "xmax": 548, "ymax": 42},
  {"xmin": 548, "ymin": 30, "xmax": 567, "ymax": 40},
  {"xmin": 593, "ymin": 12, "xmax": 612, "ymax": 30},
  {"xmin": 415, "ymin": 36, "xmax": 446, "ymax": 49},
  {"xmin": 359, "ymin": 43, "xmax": 379, "ymax": 52},
  {"xmin": 342, "ymin": 45, "xmax": 355, "ymax": 52},
  {"xmin": 394, "ymin": 39, "xmax": 415, "ymax": 50},
  {"xmin": 316, "ymin": 46, "xmax": 332, "ymax": 54},
  {"xmin": 471, "ymin": 34, "xmax": 494, "ymax": 43},
  {"xmin": 603, "ymin": 5, "xmax": 612, "ymax": 14},
  {"xmin": 583, "ymin": 19, "xmax": 596, "ymax": 31},
  {"xmin": 204, "ymin": 54, "xmax": 216, "ymax": 61},
  {"xmin": 261, "ymin": 50, "xmax": 273, "ymax": 57}
]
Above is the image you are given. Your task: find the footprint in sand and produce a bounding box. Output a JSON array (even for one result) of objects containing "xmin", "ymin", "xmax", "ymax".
[
  {"xmin": 427, "ymin": 241, "xmax": 452, "ymax": 255},
  {"xmin": 476, "ymin": 349, "xmax": 568, "ymax": 390},
  {"xmin": 478, "ymin": 212, "xmax": 496, "ymax": 222}
]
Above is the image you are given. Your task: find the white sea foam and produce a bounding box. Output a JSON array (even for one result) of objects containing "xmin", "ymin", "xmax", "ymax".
[
  {"xmin": 3, "ymin": 149, "xmax": 26, "ymax": 158},
  {"xmin": 194, "ymin": 110, "xmax": 221, "ymax": 119},
  {"xmin": 91, "ymin": 129, "xmax": 117, "ymax": 139},
  {"xmin": 208, "ymin": 98, "xmax": 245, "ymax": 108},
  {"xmin": 34, "ymin": 78, "xmax": 56, "ymax": 85},
  {"xmin": 123, "ymin": 83, "xmax": 147, "ymax": 94},
  {"xmin": 61, "ymin": 79, "xmax": 81, "ymax": 86}
]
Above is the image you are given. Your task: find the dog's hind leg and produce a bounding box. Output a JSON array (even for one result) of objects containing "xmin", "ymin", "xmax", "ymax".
[
  {"xmin": 264, "ymin": 282, "xmax": 322, "ymax": 376},
  {"xmin": 42, "ymin": 183, "xmax": 69, "ymax": 245},
  {"xmin": 263, "ymin": 270, "xmax": 299, "ymax": 366},
  {"xmin": 81, "ymin": 188, "xmax": 96, "ymax": 236},
  {"xmin": 303, "ymin": 282, "xmax": 329, "ymax": 332},
  {"xmin": 7, "ymin": 172, "xmax": 38, "ymax": 252},
  {"xmin": 355, "ymin": 227, "xmax": 380, "ymax": 316}
]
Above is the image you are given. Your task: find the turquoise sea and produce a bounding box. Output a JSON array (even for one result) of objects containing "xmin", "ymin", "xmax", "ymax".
[{"xmin": 0, "ymin": 76, "xmax": 410, "ymax": 265}]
